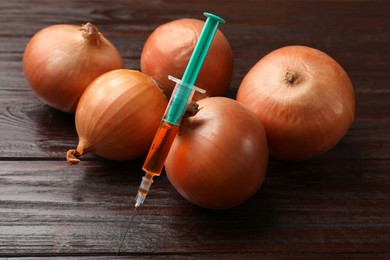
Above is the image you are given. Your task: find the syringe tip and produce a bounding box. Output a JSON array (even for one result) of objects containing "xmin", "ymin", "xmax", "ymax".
[
  {"xmin": 134, "ymin": 174, "xmax": 154, "ymax": 207},
  {"xmin": 135, "ymin": 191, "xmax": 145, "ymax": 208}
]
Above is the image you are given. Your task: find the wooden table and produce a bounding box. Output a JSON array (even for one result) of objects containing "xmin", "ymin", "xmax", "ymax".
[{"xmin": 1, "ymin": 0, "xmax": 389, "ymax": 258}]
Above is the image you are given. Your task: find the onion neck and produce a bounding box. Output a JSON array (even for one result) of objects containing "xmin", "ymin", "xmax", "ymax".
[{"xmin": 80, "ymin": 22, "xmax": 102, "ymax": 47}]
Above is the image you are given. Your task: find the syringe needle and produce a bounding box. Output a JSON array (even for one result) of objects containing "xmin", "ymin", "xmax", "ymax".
[{"xmin": 116, "ymin": 206, "xmax": 138, "ymax": 256}]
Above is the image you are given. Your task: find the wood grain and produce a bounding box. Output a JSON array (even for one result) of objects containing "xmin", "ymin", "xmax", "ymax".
[
  {"xmin": 1, "ymin": 160, "xmax": 389, "ymax": 257},
  {"xmin": 0, "ymin": 89, "xmax": 388, "ymax": 160},
  {"xmin": 1, "ymin": 0, "xmax": 390, "ymax": 258}
]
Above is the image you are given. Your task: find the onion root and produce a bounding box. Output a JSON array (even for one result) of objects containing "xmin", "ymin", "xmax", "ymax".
[{"xmin": 66, "ymin": 148, "xmax": 85, "ymax": 164}]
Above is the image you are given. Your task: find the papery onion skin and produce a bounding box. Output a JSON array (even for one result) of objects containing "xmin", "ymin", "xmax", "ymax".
[
  {"xmin": 23, "ymin": 23, "xmax": 124, "ymax": 113},
  {"xmin": 237, "ymin": 45, "xmax": 355, "ymax": 160},
  {"xmin": 141, "ymin": 18, "xmax": 233, "ymax": 98},
  {"xmin": 66, "ymin": 69, "xmax": 167, "ymax": 163},
  {"xmin": 165, "ymin": 97, "xmax": 268, "ymax": 210}
]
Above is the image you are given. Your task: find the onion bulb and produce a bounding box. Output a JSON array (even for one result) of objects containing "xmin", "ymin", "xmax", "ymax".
[
  {"xmin": 165, "ymin": 97, "xmax": 268, "ymax": 209},
  {"xmin": 66, "ymin": 69, "xmax": 167, "ymax": 163},
  {"xmin": 23, "ymin": 23, "xmax": 124, "ymax": 113},
  {"xmin": 141, "ymin": 18, "xmax": 233, "ymax": 98},
  {"xmin": 237, "ymin": 45, "xmax": 355, "ymax": 160}
]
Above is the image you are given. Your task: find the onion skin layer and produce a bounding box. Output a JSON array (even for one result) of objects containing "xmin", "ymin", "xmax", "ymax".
[
  {"xmin": 23, "ymin": 23, "xmax": 124, "ymax": 113},
  {"xmin": 67, "ymin": 69, "xmax": 167, "ymax": 163},
  {"xmin": 237, "ymin": 45, "xmax": 355, "ymax": 160},
  {"xmin": 141, "ymin": 18, "xmax": 233, "ymax": 98},
  {"xmin": 165, "ymin": 97, "xmax": 268, "ymax": 210}
]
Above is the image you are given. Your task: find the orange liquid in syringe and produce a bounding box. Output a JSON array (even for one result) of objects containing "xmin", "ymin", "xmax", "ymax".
[{"xmin": 142, "ymin": 121, "xmax": 179, "ymax": 176}]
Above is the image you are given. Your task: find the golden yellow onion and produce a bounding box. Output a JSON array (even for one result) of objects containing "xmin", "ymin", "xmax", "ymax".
[
  {"xmin": 141, "ymin": 18, "xmax": 233, "ymax": 98},
  {"xmin": 23, "ymin": 23, "xmax": 124, "ymax": 113},
  {"xmin": 67, "ymin": 69, "xmax": 167, "ymax": 163},
  {"xmin": 237, "ymin": 46, "xmax": 355, "ymax": 160},
  {"xmin": 165, "ymin": 97, "xmax": 269, "ymax": 209}
]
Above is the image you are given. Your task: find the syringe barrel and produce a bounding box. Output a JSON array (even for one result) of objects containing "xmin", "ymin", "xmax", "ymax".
[
  {"xmin": 142, "ymin": 121, "xmax": 179, "ymax": 175},
  {"xmin": 142, "ymin": 77, "xmax": 205, "ymax": 179}
]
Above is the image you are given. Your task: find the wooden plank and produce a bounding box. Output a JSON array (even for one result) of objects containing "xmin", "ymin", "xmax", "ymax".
[
  {"xmin": 1, "ymin": 0, "xmax": 389, "ymax": 91},
  {"xmin": 0, "ymin": 160, "xmax": 389, "ymax": 257},
  {"xmin": 1, "ymin": 0, "xmax": 390, "ymax": 258},
  {"xmin": 0, "ymin": 88, "xmax": 388, "ymax": 160},
  {"xmin": 0, "ymin": 89, "xmax": 79, "ymax": 159}
]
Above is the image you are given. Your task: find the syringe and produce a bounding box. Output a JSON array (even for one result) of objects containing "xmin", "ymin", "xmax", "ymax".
[
  {"xmin": 135, "ymin": 76, "xmax": 205, "ymax": 206},
  {"xmin": 135, "ymin": 12, "xmax": 225, "ymax": 208},
  {"xmin": 116, "ymin": 12, "xmax": 225, "ymax": 255}
]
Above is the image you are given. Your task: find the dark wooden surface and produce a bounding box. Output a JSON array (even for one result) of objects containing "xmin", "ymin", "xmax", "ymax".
[{"xmin": 1, "ymin": 0, "xmax": 390, "ymax": 258}]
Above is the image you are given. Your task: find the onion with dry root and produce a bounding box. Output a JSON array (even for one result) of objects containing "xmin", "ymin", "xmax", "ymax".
[
  {"xmin": 237, "ymin": 45, "xmax": 355, "ymax": 160},
  {"xmin": 67, "ymin": 69, "xmax": 167, "ymax": 163},
  {"xmin": 165, "ymin": 97, "xmax": 268, "ymax": 209},
  {"xmin": 141, "ymin": 18, "xmax": 233, "ymax": 98},
  {"xmin": 23, "ymin": 23, "xmax": 124, "ymax": 113}
]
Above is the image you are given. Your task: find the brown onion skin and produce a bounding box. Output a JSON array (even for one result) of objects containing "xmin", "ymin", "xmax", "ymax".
[
  {"xmin": 141, "ymin": 18, "xmax": 233, "ymax": 98},
  {"xmin": 165, "ymin": 97, "xmax": 268, "ymax": 210},
  {"xmin": 67, "ymin": 69, "xmax": 167, "ymax": 162},
  {"xmin": 237, "ymin": 45, "xmax": 355, "ymax": 160},
  {"xmin": 23, "ymin": 23, "xmax": 124, "ymax": 113}
]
